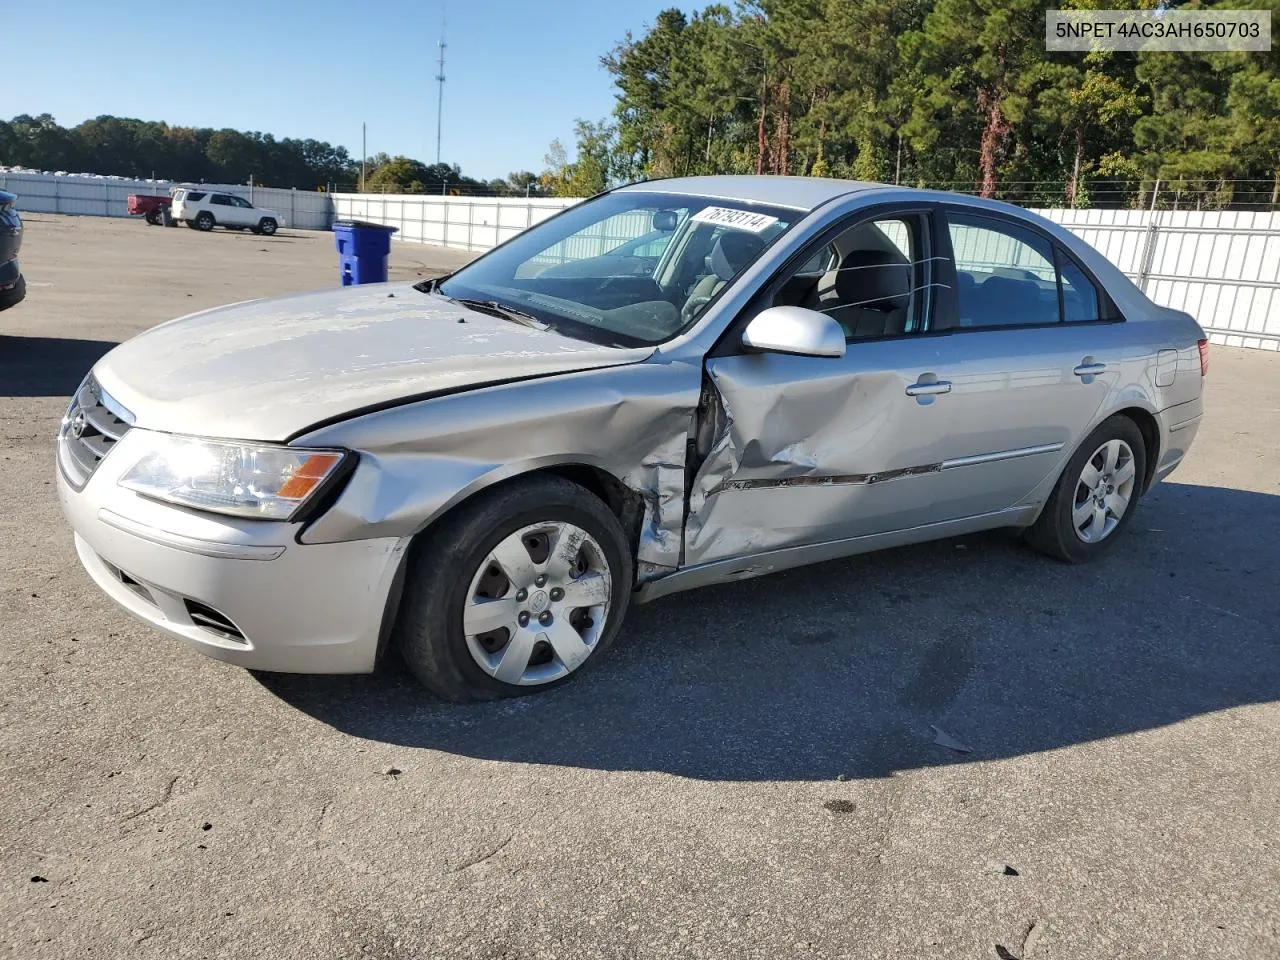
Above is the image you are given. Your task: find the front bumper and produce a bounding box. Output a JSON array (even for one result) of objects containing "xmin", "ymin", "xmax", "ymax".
[{"xmin": 57, "ymin": 437, "xmax": 408, "ymax": 674}]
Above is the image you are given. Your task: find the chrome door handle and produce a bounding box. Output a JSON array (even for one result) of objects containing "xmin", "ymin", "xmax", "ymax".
[
  {"xmin": 905, "ymin": 380, "xmax": 952, "ymax": 397},
  {"xmin": 1074, "ymin": 361, "xmax": 1106, "ymax": 377}
]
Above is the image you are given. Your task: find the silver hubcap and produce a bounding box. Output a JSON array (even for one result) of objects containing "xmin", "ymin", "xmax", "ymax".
[
  {"xmin": 463, "ymin": 522, "xmax": 612, "ymax": 686},
  {"xmin": 1072, "ymin": 438, "xmax": 1136, "ymax": 543}
]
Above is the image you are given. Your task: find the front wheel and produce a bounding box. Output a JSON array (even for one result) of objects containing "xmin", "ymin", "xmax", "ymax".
[
  {"xmin": 1025, "ymin": 414, "xmax": 1146, "ymax": 563},
  {"xmin": 194, "ymin": 211, "xmax": 215, "ymax": 231},
  {"xmin": 258, "ymin": 217, "xmax": 278, "ymax": 236},
  {"xmin": 395, "ymin": 475, "xmax": 633, "ymax": 701}
]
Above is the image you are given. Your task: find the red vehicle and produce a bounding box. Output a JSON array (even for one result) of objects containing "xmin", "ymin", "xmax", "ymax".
[{"xmin": 127, "ymin": 194, "xmax": 173, "ymax": 226}]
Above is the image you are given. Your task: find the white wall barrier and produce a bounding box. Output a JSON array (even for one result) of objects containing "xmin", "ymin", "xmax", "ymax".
[
  {"xmin": 1041, "ymin": 208, "xmax": 1280, "ymax": 351},
  {"xmin": 1, "ymin": 170, "xmax": 335, "ymax": 230},
  {"xmin": 332, "ymin": 195, "xmax": 1279, "ymax": 351},
  {"xmin": 4, "ymin": 170, "xmax": 1276, "ymax": 350},
  {"xmin": 331, "ymin": 193, "xmax": 577, "ymax": 250}
]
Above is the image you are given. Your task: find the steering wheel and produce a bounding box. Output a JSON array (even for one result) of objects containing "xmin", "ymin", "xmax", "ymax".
[{"xmin": 681, "ymin": 295, "xmax": 713, "ymax": 323}]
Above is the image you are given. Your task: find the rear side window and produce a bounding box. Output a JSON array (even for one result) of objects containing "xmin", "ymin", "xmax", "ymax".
[
  {"xmin": 185, "ymin": 191, "xmax": 206, "ymax": 202},
  {"xmin": 1060, "ymin": 258, "xmax": 1101, "ymax": 322},
  {"xmin": 210, "ymin": 195, "xmax": 233, "ymax": 206},
  {"xmin": 948, "ymin": 216, "xmax": 1058, "ymax": 327}
]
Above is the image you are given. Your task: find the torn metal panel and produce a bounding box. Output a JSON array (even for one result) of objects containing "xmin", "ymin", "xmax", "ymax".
[
  {"xmin": 684, "ymin": 350, "xmax": 952, "ymax": 565},
  {"xmin": 710, "ymin": 462, "xmax": 944, "ymax": 493},
  {"xmin": 621, "ymin": 427, "xmax": 690, "ymax": 573},
  {"xmin": 297, "ymin": 360, "xmax": 701, "ymax": 579}
]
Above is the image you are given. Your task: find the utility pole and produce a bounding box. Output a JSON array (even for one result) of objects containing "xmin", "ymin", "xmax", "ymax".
[
  {"xmin": 435, "ymin": 37, "xmax": 447, "ymax": 166},
  {"xmin": 361, "ymin": 122, "xmax": 366, "ymax": 192}
]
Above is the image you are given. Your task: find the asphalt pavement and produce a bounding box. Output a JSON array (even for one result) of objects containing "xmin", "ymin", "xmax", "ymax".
[{"xmin": 1, "ymin": 214, "xmax": 1276, "ymax": 959}]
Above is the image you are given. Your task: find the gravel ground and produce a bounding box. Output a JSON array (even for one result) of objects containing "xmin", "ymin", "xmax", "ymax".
[{"xmin": 1, "ymin": 214, "xmax": 1277, "ymax": 960}]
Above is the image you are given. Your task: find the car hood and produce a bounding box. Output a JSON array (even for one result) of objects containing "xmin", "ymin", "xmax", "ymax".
[{"xmin": 93, "ymin": 283, "xmax": 654, "ymax": 441}]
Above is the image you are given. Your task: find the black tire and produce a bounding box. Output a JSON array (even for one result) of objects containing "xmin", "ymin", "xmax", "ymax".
[
  {"xmin": 144, "ymin": 209, "xmax": 162, "ymax": 226},
  {"xmin": 1025, "ymin": 414, "xmax": 1147, "ymax": 563},
  {"xmin": 195, "ymin": 211, "xmax": 215, "ymax": 231},
  {"xmin": 0, "ymin": 274, "xmax": 25, "ymax": 311},
  {"xmin": 258, "ymin": 217, "xmax": 278, "ymax": 236},
  {"xmin": 395, "ymin": 475, "xmax": 633, "ymax": 701}
]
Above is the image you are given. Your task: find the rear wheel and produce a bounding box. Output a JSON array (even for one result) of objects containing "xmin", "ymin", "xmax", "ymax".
[
  {"xmin": 258, "ymin": 217, "xmax": 278, "ymax": 236},
  {"xmin": 195, "ymin": 211, "xmax": 215, "ymax": 231},
  {"xmin": 1026, "ymin": 414, "xmax": 1146, "ymax": 563},
  {"xmin": 144, "ymin": 209, "xmax": 162, "ymax": 226},
  {"xmin": 395, "ymin": 475, "xmax": 632, "ymax": 701}
]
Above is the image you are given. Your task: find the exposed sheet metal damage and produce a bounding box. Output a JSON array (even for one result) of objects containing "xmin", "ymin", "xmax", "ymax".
[
  {"xmin": 298, "ymin": 361, "xmax": 700, "ymax": 582},
  {"xmin": 711, "ymin": 463, "xmax": 944, "ymax": 492},
  {"xmin": 683, "ymin": 362, "xmax": 947, "ymax": 565},
  {"xmin": 623, "ymin": 427, "xmax": 689, "ymax": 578}
]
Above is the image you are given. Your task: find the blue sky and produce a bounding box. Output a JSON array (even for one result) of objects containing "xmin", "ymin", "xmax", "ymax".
[{"xmin": 7, "ymin": 0, "xmax": 673, "ymax": 180}]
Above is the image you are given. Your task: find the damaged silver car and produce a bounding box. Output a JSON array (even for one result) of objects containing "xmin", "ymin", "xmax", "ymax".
[{"xmin": 57, "ymin": 176, "xmax": 1208, "ymax": 700}]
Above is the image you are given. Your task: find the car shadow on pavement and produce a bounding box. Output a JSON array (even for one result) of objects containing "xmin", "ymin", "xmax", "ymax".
[
  {"xmin": 0, "ymin": 335, "xmax": 117, "ymax": 396},
  {"xmin": 259, "ymin": 481, "xmax": 1280, "ymax": 781}
]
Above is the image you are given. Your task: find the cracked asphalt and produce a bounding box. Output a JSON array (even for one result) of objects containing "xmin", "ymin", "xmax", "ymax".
[{"xmin": 2, "ymin": 214, "xmax": 1277, "ymax": 959}]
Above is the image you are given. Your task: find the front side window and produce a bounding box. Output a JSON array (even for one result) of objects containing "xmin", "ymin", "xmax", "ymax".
[
  {"xmin": 770, "ymin": 216, "xmax": 926, "ymax": 340},
  {"xmin": 435, "ymin": 192, "xmax": 796, "ymax": 346},
  {"xmin": 232, "ymin": 196, "xmax": 254, "ymax": 209}
]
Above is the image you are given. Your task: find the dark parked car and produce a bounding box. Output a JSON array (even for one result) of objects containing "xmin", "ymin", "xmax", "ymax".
[{"xmin": 0, "ymin": 189, "xmax": 24, "ymax": 311}]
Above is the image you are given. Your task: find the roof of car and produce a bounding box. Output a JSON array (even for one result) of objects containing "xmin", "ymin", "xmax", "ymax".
[{"xmin": 617, "ymin": 175, "xmax": 885, "ymax": 212}]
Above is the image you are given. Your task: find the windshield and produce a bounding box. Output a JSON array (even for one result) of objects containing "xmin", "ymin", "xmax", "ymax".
[{"xmin": 433, "ymin": 191, "xmax": 797, "ymax": 347}]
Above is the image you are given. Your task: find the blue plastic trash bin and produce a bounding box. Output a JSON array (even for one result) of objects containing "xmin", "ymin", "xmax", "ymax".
[{"xmin": 332, "ymin": 220, "xmax": 399, "ymax": 285}]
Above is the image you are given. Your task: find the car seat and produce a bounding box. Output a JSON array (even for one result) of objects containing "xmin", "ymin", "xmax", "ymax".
[{"xmin": 810, "ymin": 249, "xmax": 912, "ymax": 338}]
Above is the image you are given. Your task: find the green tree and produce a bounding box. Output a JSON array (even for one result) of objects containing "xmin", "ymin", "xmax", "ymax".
[
  {"xmin": 365, "ymin": 156, "xmax": 432, "ymax": 193},
  {"xmin": 540, "ymin": 121, "xmax": 618, "ymax": 197}
]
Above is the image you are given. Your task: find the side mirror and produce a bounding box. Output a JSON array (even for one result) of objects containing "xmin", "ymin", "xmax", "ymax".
[
  {"xmin": 741, "ymin": 306, "xmax": 846, "ymax": 358},
  {"xmin": 652, "ymin": 210, "xmax": 679, "ymax": 232}
]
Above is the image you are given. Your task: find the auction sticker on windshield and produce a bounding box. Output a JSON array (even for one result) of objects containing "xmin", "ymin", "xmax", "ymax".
[{"xmin": 690, "ymin": 206, "xmax": 779, "ymax": 232}]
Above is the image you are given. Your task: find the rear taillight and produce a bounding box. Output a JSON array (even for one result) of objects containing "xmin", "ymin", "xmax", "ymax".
[{"xmin": 1198, "ymin": 338, "xmax": 1210, "ymax": 377}]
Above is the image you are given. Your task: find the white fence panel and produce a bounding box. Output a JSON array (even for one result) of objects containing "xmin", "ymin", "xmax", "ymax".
[
  {"xmin": 5, "ymin": 170, "xmax": 1278, "ymax": 349},
  {"xmin": 1044, "ymin": 208, "xmax": 1280, "ymax": 350},
  {"xmin": 338, "ymin": 195, "xmax": 1278, "ymax": 349},
  {"xmin": 1, "ymin": 171, "xmax": 335, "ymax": 229},
  {"xmin": 331, "ymin": 194, "xmax": 577, "ymax": 252}
]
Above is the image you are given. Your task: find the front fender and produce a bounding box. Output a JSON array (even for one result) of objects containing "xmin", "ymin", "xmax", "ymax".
[{"xmin": 295, "ymin": 359, "xmax": 702, "ymax": 577}]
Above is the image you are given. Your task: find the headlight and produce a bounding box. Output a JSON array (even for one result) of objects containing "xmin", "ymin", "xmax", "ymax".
[{"xmin": 118, "ymin": 431, "xmax": 349, "ymax": 521}]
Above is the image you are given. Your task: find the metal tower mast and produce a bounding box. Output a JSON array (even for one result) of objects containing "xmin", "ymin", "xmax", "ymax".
[{"xmin": 434, "ymin": 38, "xmax": 446, "ymax": 166}]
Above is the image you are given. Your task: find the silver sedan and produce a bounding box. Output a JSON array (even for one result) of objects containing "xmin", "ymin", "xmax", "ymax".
[{"xmin": 56, "ymin": 176, "xmax": 1207, "ymax": 700}]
